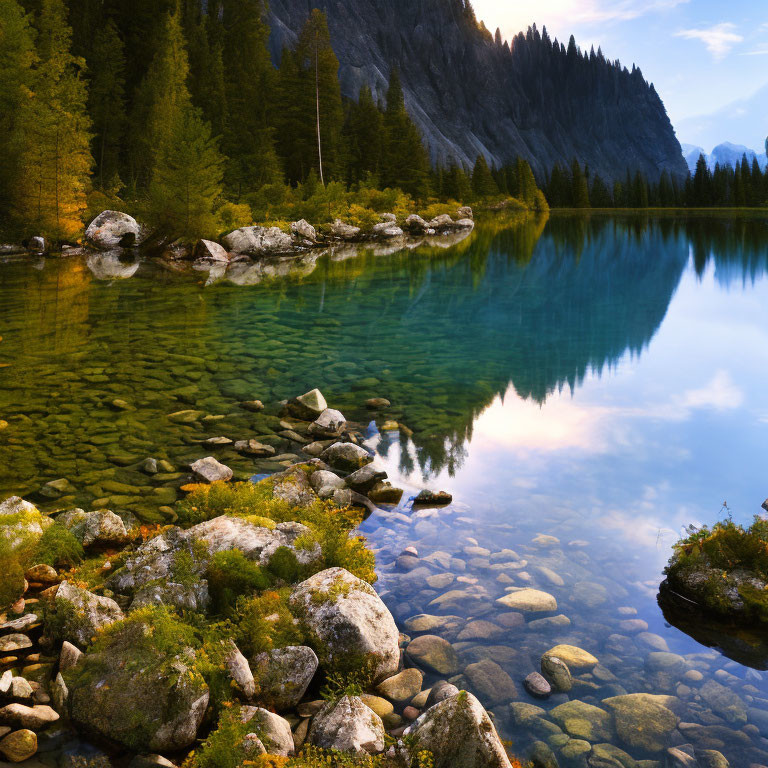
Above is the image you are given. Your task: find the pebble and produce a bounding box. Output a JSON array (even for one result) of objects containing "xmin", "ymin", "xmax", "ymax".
[{"xmin": 524, "ymin": 672, "xmax": 552, "ymax": 698}]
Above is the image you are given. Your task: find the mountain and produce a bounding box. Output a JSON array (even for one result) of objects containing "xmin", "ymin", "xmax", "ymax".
[
  {"xmin": 681, "ymin": 142, "xmax": 768, "ymax": 174},
  {"xmin": 268, "ymin": 0, "xmax": 687, "ymax": 182},
  {"xmin": 677, "ymin": 82, "xmax": 768, "ymax": 154}
]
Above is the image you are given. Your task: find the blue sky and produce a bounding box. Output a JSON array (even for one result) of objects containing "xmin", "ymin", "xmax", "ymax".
[{"xmin": 474, "ymin": 0, "xmax": 768, "ymax": 151}]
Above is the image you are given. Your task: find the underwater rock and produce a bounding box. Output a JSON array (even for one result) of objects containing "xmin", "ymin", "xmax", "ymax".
[
  {"xmin": 405, "ymin": 635, "xmax": 460, "ymax": 676},
  {"xmin": 496, "ymin": 588, "xmax": 557, "ymax": 613}
]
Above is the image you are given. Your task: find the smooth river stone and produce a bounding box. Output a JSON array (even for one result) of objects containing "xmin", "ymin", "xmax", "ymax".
[
  {"xmin": 543, "ymin": 645, "xmax": 598, "ymax": 670},
  {"xmin": 405, "ymin": 635, "xmax": 460, "ymax": 676},
  {"xmin": 496, "ymin": 588, "xmax": 557, "ymax": 612}
]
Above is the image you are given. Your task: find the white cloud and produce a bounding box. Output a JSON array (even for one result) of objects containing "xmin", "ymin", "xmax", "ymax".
[
  {"xmin": 675, "ymin": 23, "xmax": 744, "ymax": 60},
  {"xmin": 472, "ymin": 0, "xmax": 689, "ymax": 40},
  {"xmin": 677, "ymin": 370, "xmax": 744, "ymax": 412}
]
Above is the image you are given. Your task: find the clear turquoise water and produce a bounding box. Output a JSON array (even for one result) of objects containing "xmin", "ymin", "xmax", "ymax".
[{"xmin": 2, "ymin": 213, "xmax": 768, "ymax": 765}]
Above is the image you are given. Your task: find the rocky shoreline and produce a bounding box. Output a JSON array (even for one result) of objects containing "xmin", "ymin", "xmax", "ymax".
[{"xmin": 1, "ymin": 207, "xmax": 476, "ymax": 269}]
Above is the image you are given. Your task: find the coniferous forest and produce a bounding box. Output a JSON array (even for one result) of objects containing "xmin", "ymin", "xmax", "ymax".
[{"xmin": 0, "ymin": 0, "xmax": 766, "ymax": 244}]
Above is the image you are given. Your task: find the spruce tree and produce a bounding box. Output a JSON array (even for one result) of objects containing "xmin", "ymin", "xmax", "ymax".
[
  {"xmin": 344, "ymin": 85, "xmax": 383, "ymax": 184},
  {"xmin": 88, "ymin": 19, "xmax": 126, "ymax": 190},
  {"xmin": 471, "ymin": 154, "xmax": 499, "ymax": 198},
  {"xmin": 129, "ymin": 8, "xmax": 192, "ymax": 189},
  {"xmin": 219, "ymin": 0, "xmax": 281, "ymax": 195},
  {"xmin": 148, "ymin": 107, "xmax": 224, "ymax": 240},
  {"xmin": 571, "ymin": 160, "xmax": 590, "ymax": 208},
  {"xmin": 380, "ymin": 68, "xmax": 431, "ymax": 198},
  {"xmin": 0, "ymin": 0, "xmax": 36, "ymax": 224},
  {"xmin": 514, "ymin": 157, "xmax": 538, "ymax": 206},
  {"xmin": 14, "ymin": 0, "xmax": 92, "ymax": 240},
  {"xmin": 443, "ymin": 163, "xmax": 473, "ymax": 202}
]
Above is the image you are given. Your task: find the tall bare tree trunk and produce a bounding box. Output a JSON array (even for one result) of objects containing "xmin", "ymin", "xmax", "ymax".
[{"xmin": 315, "ymin": 39, "xmax": 324, "ymax": 187}]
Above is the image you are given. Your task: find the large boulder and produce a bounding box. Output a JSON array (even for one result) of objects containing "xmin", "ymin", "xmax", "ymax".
[
  {"xmin": 308, "ymin": 409, "xmax": 346, "ymax": 438},
  {"xmin": 428, "ymin": 214, "xmax": 456, "ymax": 231},
  {"xmin": 371, "ymin": 222, "xmax": 403, "ymax": 239},
  {"xmin": 289, "ymin": 568, "xmax": 400, "ymax": 681},
  {"xmin": 49, "ymin": 581, "xmax": 124, "ymax": 648},
  {"xmin": 108, "ymin": 516, "xmax": 320, "ymax": 596},
  {"xmin": 251, "ymin": 646, "xmax": 318, "ymax": 711},
  {"xmin": 57, "ymin": 509, "xmax": 131, "ymax": 548},
  {"xmin": 222, "ymin": 226, "xmax": 293, "ymax": 256},
  {"xmin": 66, "ymin": 620, "xmax": 209, "ymax": 752},
  {"xmin": 404, "ymin": 215, "xmax": 430, "ymax": 233},
  {"xmin": 331, "ymin": 220, "xmax": 361, "ymax": 240},
  {"xmin": 269, "ymin": 465, "xmax": 320, "ymax": 508},
  {"xmin": 404, "ymin": 691, "xmax": 512, "ymax": 768},
  {"xmin": 309, "ymin": 695, "xmax": 385, "ymax": 754},
  {"xmin": 85, "ymin": 211, "xmax": 143, "ymax": 250}
]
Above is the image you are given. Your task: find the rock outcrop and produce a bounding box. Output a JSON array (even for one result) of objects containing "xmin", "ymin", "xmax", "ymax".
[{"xmin": 223, "ymin": 226, "xmax": 294, "ymax": 256}]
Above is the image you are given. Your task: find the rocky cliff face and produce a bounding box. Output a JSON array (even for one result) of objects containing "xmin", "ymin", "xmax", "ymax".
[{"xmin": 268, "ymin": 0, "xmax": 687, "ymax": 182}]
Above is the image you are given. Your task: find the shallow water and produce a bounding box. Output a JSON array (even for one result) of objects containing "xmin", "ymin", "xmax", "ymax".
[{"xmin": 2, "ymin": 213, "xmax": 768, "ymax": 766}]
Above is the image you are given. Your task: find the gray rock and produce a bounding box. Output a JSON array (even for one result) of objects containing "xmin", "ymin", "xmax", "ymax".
[
  {"xmin": 87, "ymin": 251, "xmax": 140, "ymax": 279},
  {"xmin": 405, "ymin": 214, "xmax": 431, "ymax": 233},
  {"xmin": 331, "ymin": 219, "xmax": 361, "ymax": 240},
  {"xmin": 426, "ymin": 681, "xmax": 460, "ymax": 709},
  {"xmin": 291, "ymin": 219, "xmax": 317, "ymax": 243},
  {"xmin": 58, "ymin": 508, "xmax": 131, "ymax": 548},
  {"xmin": 602, "ymin": 693, "xmax": 679, "ymax": 752},
  {"xmin": 239, "ymin": 706, "xmax": 294, "ymax": 756},
  {"xmin": 28, "ymin": 236, "xmax": 46, "ymax": 252},
  {"xmin": 428, "ymin": 214, "xmax": 455, "ymax": 231},
  {"xmin": 51, "ymin": 581, "xmax": 124, "ymax": 648},
  {"xmin": 130, "ymin": 580, "xmax": 210, "ymax": 613},
  {"xmin": 251, "ymin": 646, "xmax": 319, "ymax": 711},
  {"xmin": 0, "ymin": 614, "xmax": 38, "ymax": 633},
  {"xmin": 371, "ymin": 222, "xmax": 404, "ymax": 238},
  {"xmin": 270, "ymin": 465, "xmax": 320, "ymax": 508},
  {"xmin": 128, "ymin": 755, "xmax": 177, "ymax": 768},
  {"xmin": 141, "ymin": 458, "xmax": 158, "ymax": 475},
  {"xmin": 59, "ymin": 641, "xmax": 82, "ymax": 673},
  {"xmin": 524, "ymin": 672, "xmax": 551, "ymax": 699},
  {"xmin": 308, "ymin": 409, "xmax": 346, "ymax": 438},
  {"xmin": 345, "ymin": 465, "xmax": 388, "ymax": 493},
  {"xmin": 310, "ymin": 470, "xmax": 346, "ymax": 500},
  {"xmin": 309, "ymin": 695, "xmax": 385, "ymax": 754},
  {"xmin": 457, "ymin": 206, "xmax": 473, "ymax": 220},
  {"xmin": 285, "ymin": 389, "xmax": 327, "ymax": 420},
  {"xmin": 699, "ymin": 679, "xmax": 747, "ymax": 724},
  {"xmin": 0, "ymin": 497, "xmax": 50, "ymax": 551},
  {"xmin": 375, "ymin": 668, "xmax": 423, "ymax": 707},
  {"xmin": 222, "ymin": 226, "xmax": 293, "ymax": 256},
  {"xmin": 190, "ymin": 457, "xmax": 233, "ymax": 483},
  {"xmin": 194, "ymin": 239, "xmax": 229, "ymax": 262},
  {"xmin": 234, "ymin": 440, "xmax": 276, "ymax": 457},
  {"xmin": 696, "ymin": 749, "xmax": 730, "ymax": 768},
  {"xmin": 0, "ymin": 703, "xmax": 59, "ymax": 729},
  {"xmin": 289, "ymin": 568, "xmax": 400, "ymax": 681},
  {"xmin": 0, "ymin": 634, "xmax": 31, "ymax": 653},
  {"xmin": 320, "ymin": 442, "xmax": 373, "ymax": 472},
  {"xmin": 224, "ymin": 640, "xmax": 255, "ymax": 699},
  {"xmin": 413, "ymin": 490, "xmax": 453, "ymax": 506},
  {"xmin": 85, "ymin": 211, "xmax": 143, "ymax": 250},
  {"xmin": 404, "ymin": 691, "xmax": 512, "ymax": 768},
  {"xmin": 666, "ymin": 747, "xmax": 698, "ymax": 768}
]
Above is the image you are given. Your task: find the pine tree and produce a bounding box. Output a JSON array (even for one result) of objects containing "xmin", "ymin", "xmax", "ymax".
[
  {"xmin": 443, "ymin": 163, "xmax": 473, "ymax": 202},
  {"xmin": 692, "ymin": 154, "xmax": 711, "ymax": 207},
  {"xmin": 276, "ymin": 48, "xmax": 311, "ymax": 184},
  {"xmin": 514, "ymin": 157, "xmax": 538, "ymax": 206},
  {"xmin": 344, "ymin": 85, "xmax": 383, "ymax": 184},
  {"xmin": 380, "ymin": 67, "xmax": 431, "ymax": 198},
  {"xmin": 88, "ymin": 19, "xmax": 126, "ymax": 190},
  {"xmin": 219, "ymin": 0, "xmax": 281, "ymax": 194},
  {"xmin": 14, "ymin": 0, "xmax": 92, "ymax": 240},
  {"xmin": 571, "ymin": 160, "xmax": 590, "ymax": 208},
  {"xmin": 471, "ymin": 155, "xmax": 499, "ymax": 198},
  {"xmin": 129, "ymin": 8, "xmax": 192, "ymax": 189},
  {"xmin": 0, "ymin": 0, "xmax": 37, "ymax": 224},
  {"xmin": 147, "ymin": 107, "xmax": 224, "ymax": 239},
  {"xmin": 140, "ymin": 10, "xmax": 225, "ymax": 239}
]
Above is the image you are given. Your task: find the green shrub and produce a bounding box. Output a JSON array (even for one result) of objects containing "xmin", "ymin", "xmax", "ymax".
[
  {"xmin": 207, "ymin": 550, "xmax": 271, "ymax": 615},
  {"xmin": 35, "ymin": 522, "xmax": 84, "ymax": 569},
  {"xmin": 234, "ymin": 590, "xmax": 304, "ymax": 658},
  {"xmin": 0, "ymin": 540, "xmax": 26, "ymax": 609},
  {"xmin": 266, "ymin": 546, "xmax": 302, "ymax": 584}
]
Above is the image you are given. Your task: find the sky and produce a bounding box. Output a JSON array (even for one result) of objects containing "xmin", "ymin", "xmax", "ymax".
[{"xmin": 473, "ymin": 0, "xmax": 768, "ymax": 152}]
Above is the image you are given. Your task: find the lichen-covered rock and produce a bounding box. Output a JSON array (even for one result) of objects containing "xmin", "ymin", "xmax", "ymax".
[
  {"xmin": 320, "ymin": 443, "xmax": 373, "ymax": 472},
  {"xmin": 240, "ymin": 707, "xmax": 294, "ymax": 756},
  {"xmin": 371, "ymin": 222, "xmax": 404, "ymax": 238},
  {"xmin": 310, "ymin": 471, "xmax": 346, "ymax": 500},
  {"xmin": 85, "ymin": 211, "xmax": 144, "ymax": 250},
  {"xmin": 602, "ymin": 693, "xmax": 679, "ymax": 752},
  {"xmin": 309, "ymin": 695, "xmax": 385, "ymax": 754},
  {"xmin": 223, "ymin": 226, "xmax": 293, "ymax": 256},
  {"xmin": 0, "ymin": 497, "xmax": 51, "ymax": 551},
  {"xmin": 251, "ymin": 646, "xmax": 318, "ymax": 711},
  {"xmin": 427, "ymin": 214, "xmax": 455, "ymax": 231},
  {"xmin": 405, "ymin": 215, "xmax": 430, "ymax": 233},
  {"xmin": 67, "ymin": 621, "xmax": 209, "ymax": 752},
  {"xmin": 50, "ymin": 581, "xmax": 124, "ymax": 648},
  {"xmin": 289, "ymin": 568, "xmax": 399, "ymax": 681},
  {"xmin": 109, "ymin": 516, "xmax": 320, "ymax": 596},
  {"xmin": 404, "ymin": 691, "xmax": 512, "ymax": 768},
  {"xmin": 58, "ymin": 509, "xmax": 131, "ymax": 548},
  {"xmin": 130, "ymin": 580, "xmax": 209, "ymax": 613},
  {"xmin": 269, "ymin": 465, "xmax": 320, "ymax": 508}
]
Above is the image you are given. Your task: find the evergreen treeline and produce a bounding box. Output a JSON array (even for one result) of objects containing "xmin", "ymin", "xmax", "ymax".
[
  {"xmin": 544, "ymin": 154, "xmax": 768, "ymax": 209},
  {"xmin": 0, "ymin": 0, "xmax": 548, "ymax": 242}
]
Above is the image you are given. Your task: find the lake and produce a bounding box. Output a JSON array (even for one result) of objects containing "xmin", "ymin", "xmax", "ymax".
[{"xmin": 2, "ymin": 212, "xmax": 768, "ymax": 766}]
